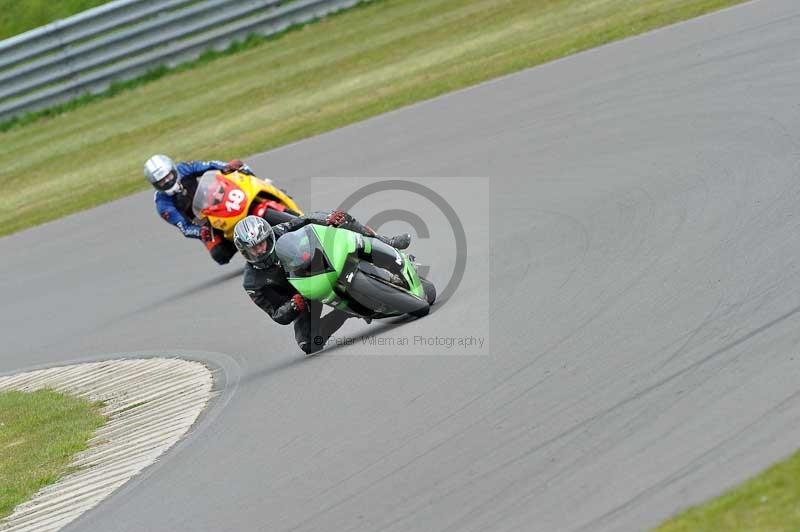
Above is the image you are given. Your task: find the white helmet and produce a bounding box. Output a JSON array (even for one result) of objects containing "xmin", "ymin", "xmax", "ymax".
[{"xmin": 144, "ymin": 154, "xmax": 180, "ymax": 195}]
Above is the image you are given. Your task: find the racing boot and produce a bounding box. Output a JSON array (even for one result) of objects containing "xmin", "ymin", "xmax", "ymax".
[
  {"xmin": 380, "ymin": 232, "xmax": 411, "ymax": 250},
  {"xmin": 326, "ymin": 211, "xmax": 411, "ymax": 249}
]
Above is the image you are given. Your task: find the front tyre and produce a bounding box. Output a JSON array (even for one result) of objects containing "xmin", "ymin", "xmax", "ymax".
[
  {"xmin": 349, "ymin": 269, "xmax": 429, "ymax": 316},
  {"xmin": 419, "ymin": 277, "xmax": 436, "ymax": 305},
  {"xmin": 409, "ymin": 277, "xmax": 436, "ymax": 318}
]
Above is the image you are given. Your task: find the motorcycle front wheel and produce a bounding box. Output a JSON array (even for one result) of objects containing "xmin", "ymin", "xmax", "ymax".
[{"xmin": 348, "ymin": 267, "xmax": 430, "ymax": 317}]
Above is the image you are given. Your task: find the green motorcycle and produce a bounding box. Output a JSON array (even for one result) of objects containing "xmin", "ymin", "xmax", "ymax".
[{"xmin": 275, "ymin": 224, "xmax": 436, "ymax": 319}]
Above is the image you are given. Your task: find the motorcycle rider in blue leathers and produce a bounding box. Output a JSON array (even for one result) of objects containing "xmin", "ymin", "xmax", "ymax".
[{"xmin": 144, "ymin": 154, "xmax": 252, "ymax": 265}]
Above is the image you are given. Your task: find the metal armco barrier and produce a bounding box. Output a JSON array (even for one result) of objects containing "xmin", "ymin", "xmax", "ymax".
[{"xmin": 0, "ymin": 0, "xmax": 368, "ymax": 122}]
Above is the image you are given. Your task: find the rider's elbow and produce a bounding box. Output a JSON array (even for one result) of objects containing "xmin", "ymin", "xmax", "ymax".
[{"xmin": 270, "ymin": 312, "xmax": 294, "ymax": 326}]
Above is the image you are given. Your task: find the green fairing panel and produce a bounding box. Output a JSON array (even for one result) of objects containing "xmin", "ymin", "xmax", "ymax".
[
  {"xmin": 404, "ymin": 258, "xmax": 425, "ymax": 298},
  {"xmin": 280, "ymin": 225, "xmax": 358, "ymax": 302},
  {"xmin": 310, "ymin": 225, "xmax": 358, "ymax": 273},
  {"xmin": 287, "ymin": 275, "xmax": 336, "ymax": 302}
]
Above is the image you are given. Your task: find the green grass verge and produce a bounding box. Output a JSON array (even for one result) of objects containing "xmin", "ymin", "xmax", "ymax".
[
  {"xmin": 0, "ymin": 389, "xmax": 105, "ymax": 520},
  {"xmin": 0, "ymin": 0, "xmax": 111, "ymax": 41},
  {"xmin": 0, "ymin": 0, "xmax": 747, "ymax": 237},
  {"xmin": 656, "ymin": 451, "xmax": 800, "ymax": 532}
]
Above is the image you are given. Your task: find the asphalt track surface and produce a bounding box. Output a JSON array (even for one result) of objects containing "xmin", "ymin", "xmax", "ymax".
[{"xmin": 2, "ymin": 1, "xmax": 800, "ymax": 530}]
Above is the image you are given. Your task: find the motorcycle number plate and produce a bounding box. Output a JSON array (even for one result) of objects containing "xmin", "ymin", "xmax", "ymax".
[
  {"xmin": 223, "ymin": 187, "xmax": 247, "ymax": 215},
  {"xmin": 201, "ymin": 176, "xmax": 248, "ymax": 218}
]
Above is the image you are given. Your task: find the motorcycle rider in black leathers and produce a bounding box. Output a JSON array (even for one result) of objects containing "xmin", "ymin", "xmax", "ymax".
[{"xmin": 234, "ymin": 212, "xmax": 411, "ymax": 354}]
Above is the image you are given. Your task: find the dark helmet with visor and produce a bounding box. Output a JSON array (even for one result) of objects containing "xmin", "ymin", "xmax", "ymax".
[{"xmin": 234, "ymin": 216, "xmax": 277, "ymax": 267}]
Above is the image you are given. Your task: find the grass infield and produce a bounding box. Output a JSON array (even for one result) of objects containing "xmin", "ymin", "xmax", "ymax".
[
  {"xmin": 656, "ymin": 450, "xmax": 800, "ymax": 532},
  {"xmin": 0, "ymin": 0, "xmax": 111, "ymax": 41},
  {"xmin": 0, "ymin": 0, "xmax": 747, "ymax": 237},
  {"xmin": 0, "ymin": 389, "xmax": 105, "ymax": 520}
]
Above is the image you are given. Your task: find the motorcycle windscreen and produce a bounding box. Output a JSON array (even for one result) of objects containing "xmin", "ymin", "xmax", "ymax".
[
  {"xmin": 192, "ymin": 171, "xmax": 247, "ymax": 219},
  {"xmin": 275, "ymin": 227, "xmax": 334, "ymax": 278}
]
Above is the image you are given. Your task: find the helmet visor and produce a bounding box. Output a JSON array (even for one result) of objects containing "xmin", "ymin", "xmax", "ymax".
[
  {"xmin": 241, "ymin": 226, "xmax": 276, "ymax": 264},
  {"xmin": 154, "ymin": 171, "xmax": 177, "ymax": 192}
]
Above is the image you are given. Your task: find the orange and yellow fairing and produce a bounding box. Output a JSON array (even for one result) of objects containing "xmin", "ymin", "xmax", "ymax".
[{"xmin": 192, "ymin": 171, "xmax": 303, "ymax": 239}]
